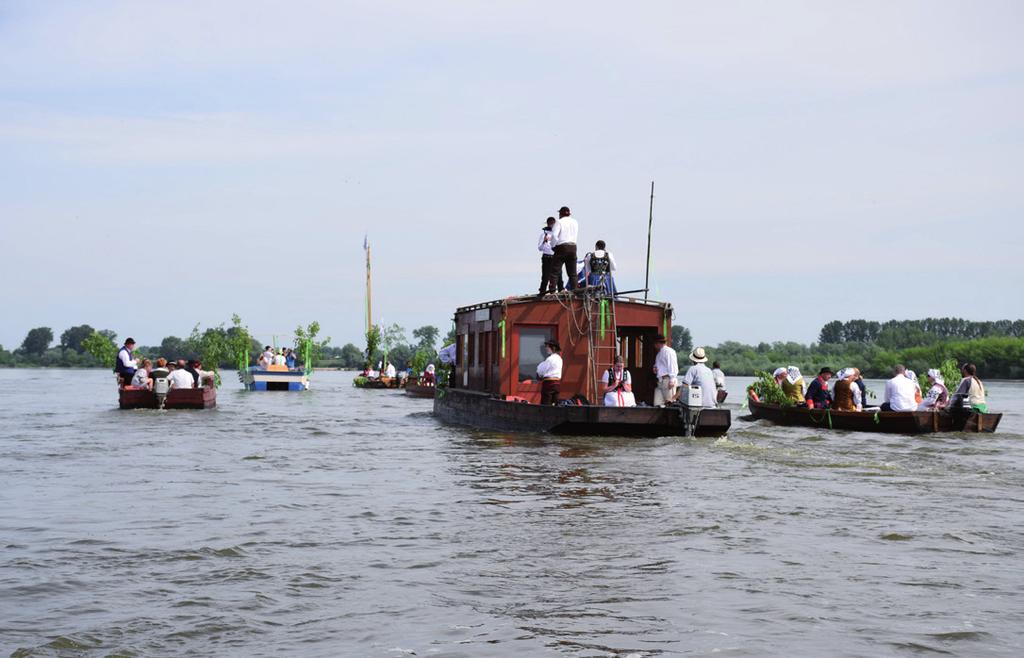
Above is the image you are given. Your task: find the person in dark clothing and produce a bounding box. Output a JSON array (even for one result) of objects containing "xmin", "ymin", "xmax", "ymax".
[
  {"xmin": 549, "ymin": 206, "xmax": 579, "ymax": 292},
  {"xmin": 537, "ymin": 216, "xmax": 563, "ymax": 295},
  {"xmin": 805, "ymin": 367, "xmax": 834, "ymax": 409},
  {"xmin": 186, "ymin": 359, "xmax": 202, "ymax": 387}
]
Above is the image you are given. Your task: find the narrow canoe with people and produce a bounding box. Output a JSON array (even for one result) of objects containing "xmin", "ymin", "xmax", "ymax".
[{"xmin": 747, "ymin": 362, "xmax": 1002, "ymax": 433}]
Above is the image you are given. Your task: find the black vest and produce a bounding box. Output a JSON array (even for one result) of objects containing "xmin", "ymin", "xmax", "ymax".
[{"xmin": 590, "ymin": 253, "xmax": 610, "ymax": 275}]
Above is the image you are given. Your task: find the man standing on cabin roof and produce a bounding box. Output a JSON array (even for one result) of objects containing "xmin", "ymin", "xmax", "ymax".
[
  {"xmin": 537, "ymin": 216, "xmax": 563, "ymax": 296},
  {"xmin": 536, "ymin": 340, "xmax": 563, "ymax": 405},
  {"xmin": 652, "ymin": 334, "xmax": 678, "ymax": 407},
  {"xmin": 549, "ymin": 206, "xmax": 579, "ymax": 292},
  {"xmin": 115, "ymin": 338, "xmax": 137, "ymax": 387}
]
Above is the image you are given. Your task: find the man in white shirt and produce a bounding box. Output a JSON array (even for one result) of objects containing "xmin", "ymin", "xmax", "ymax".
[
  {"xmin": 652, "ymin": 335, "xmax": 679, "ymax": 406},
  {"xmin": 548, "ymin": 206, "xmax": 579, "ymax": 291},
  {"xmin": 115, "ymin": 338, "xmax": 138, "ymax": 386},
  {"xmin": 882, "ymin": 364, "xmax": 918, "ymax": 411},
  {"xmin": 167, "ymin": 363, "xmax": 195, "ymax": 390},
  {"xmin": 711, "ymin": 360, "xmax": 727, "ymax": 403},
  {"xmin": 384, "ymin": 362, "xmax": 397, "ymax": 378},
  {"xmin": 258, "ymin": 346, "xmax": 274, "ymax": 369},
  {"xmin": 536, "ymin": 340, "xmax": 563, "ymax": 405},
  {"xmin": 681, "ymin": 347, "xmax": 718, "ymax": 408},
  {"xmin": 537, "ymin": 216, "xmax": 563, "ymax": 296}
]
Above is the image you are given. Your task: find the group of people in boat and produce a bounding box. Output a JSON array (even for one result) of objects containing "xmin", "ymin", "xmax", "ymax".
[
  {"xmin": 765, "ymin": 363, "xmax": 988, "ymax": 413},
  {"xmin": 115, "ymin": 338, "xmax": 213, "ymax": 391},
  {"xmin": 537, "ymin": 206, "xmax": 618, "ymax": 296},
  {"xmin": 257, "ymin": 345, "xmax": 300, "ymax": 370},
  {"xmin": 535, "ymin": 334, "xmax": 728, "ymax": 409}
]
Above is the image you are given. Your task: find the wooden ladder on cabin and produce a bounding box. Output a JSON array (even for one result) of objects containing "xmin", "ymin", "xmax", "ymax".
[{"xmin": 585, "ymin": 286, "xmax": 618, "ymax": 403}]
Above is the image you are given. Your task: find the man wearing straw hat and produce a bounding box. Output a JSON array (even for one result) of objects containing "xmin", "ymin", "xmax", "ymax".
[{"xmin": 681, "ymin": 347, "xmax": 718, "ymax": 408}]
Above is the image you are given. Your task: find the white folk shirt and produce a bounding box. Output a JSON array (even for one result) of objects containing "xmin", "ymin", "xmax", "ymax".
[
  {"xmin": 168, "ymin": 369, "xmax": 195, "ymax": 389},
  {"xmin": 712, "ymin": 367, "xmax": 726, "ymax": 389},
  {"xmin": 537, "ymin": 229, "xmax": 555, "ymax": 256},
  {"xmin": 601, "ymin": 368, "xmax": 631, "ymax": 387},
  {"xmin": 130, "ymin": 369, "xmax": 150, "ymax": 388},
  {"xmin": 552, "ymin": 216, "xmax": 579, "ymax": 246},
  {"xmin": 536, "ymin": 353, "xmax": 563, "ymax": 380},
  {"xmin": 385, "ymin": 364, "xmax": 397, "ymax": 378},
  {"xmin": 118, "ymin": 347, "xmax": 136, "ymax": 371},
  {"xmin": 655, "ymin": 345, "xmax": 679, "ymax": 379},
  {"xmin": 884, "ymin": 376, "xmax": 919, "ymax": 411},
  {"xmin": 682, "ymin": 363, "xmax": 718, "ymax": 408}
]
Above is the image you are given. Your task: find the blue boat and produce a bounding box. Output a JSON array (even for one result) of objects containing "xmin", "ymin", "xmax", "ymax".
[{"xmin": 239, "ymin": 365, "xmax": 310, "ymax": 391}]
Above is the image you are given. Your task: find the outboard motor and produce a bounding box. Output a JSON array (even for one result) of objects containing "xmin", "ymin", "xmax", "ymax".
[
  {"xmin": 676, "ymin": 385, "xmax": 704, "ymax": 436},
  {"xmin": 153, "ymin": 376, "xmax": 170, "ymax": 410}
]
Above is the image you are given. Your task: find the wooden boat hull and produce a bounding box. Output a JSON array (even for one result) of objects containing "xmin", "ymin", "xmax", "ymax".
[
  {"xmin": 405, "ymin": 382, "xmax": 436, "ymax": 398},
  {"xmin": 119, "ymin": 387, "xmax": 217, "ymax": 410},
  {"xmin": 434, "ymin": 388, "xmax": 730, "ymax": 438},
  {"xmin": 747, "ymin": 399, "xmax": 1001, "ymax": 434}
]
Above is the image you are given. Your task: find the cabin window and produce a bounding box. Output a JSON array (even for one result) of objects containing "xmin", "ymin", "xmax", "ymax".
[{"xmin": 517, "ymin": 326, "xmax": 555, "ymax": 382}]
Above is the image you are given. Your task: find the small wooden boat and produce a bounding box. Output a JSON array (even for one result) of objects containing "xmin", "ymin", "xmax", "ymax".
[
  {"xmin": 432, "ymin": 291, "xmax": 731, "ymax": 438},
  {"xmin": 747, "ymin": 399, "xmax": 1002, "ymax": 434},
  {"xmin": 119, "ymin": 386, "xmax": 216, "ymax": 410},
  {"xmin": 353, "ymin": 376, "xmax": 401, "ymax": 389},
  {"xmin": 240, "ymin": 365, "xmax": 310, "ymax": 391},
  {"xmin": 405, "ymin": 381, "xmax": 436, "ymax": 398}
]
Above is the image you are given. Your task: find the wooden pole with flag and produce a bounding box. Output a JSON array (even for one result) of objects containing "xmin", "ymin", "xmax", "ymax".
[
  {"xmin": 364, "ymin": 236, "xmax": 373, "ymax": 335},
  {"xmin": 644, "ymin": 181, "xmax": 654, "ymax": 301}
]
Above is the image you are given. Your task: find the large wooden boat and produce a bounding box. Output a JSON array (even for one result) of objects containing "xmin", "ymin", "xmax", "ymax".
[
  {"xmin": 433, "ymin": 290, "xmax": 731, "ymax": 438},
  {"xmin": 747, "ymin": 398, "xmax": 1002, "ymax": 434},
  {"xmin": 119, "ymin": 386, "xmax": 216, "ymax": 410}
]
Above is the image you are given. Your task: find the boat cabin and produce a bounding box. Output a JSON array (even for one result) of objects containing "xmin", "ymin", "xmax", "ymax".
[{"xmin": 450, "ymin": 292, "xmax": 673, "ymax": 405}]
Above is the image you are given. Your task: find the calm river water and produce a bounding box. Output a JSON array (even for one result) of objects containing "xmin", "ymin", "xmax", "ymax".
[{"xmin": 2, "ymin": 369, "xmax": 1022, "ymax": 657}]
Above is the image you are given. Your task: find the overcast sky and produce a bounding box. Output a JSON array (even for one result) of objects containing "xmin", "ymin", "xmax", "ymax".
[{"xmin": 1, "ymin": 0, "xmax": 1022, "ymax": 351}]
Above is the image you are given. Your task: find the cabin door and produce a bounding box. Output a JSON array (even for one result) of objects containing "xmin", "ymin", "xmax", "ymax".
[{"xmin": 618, "ymin": 327, "xmax": 659, "ymax": 405}]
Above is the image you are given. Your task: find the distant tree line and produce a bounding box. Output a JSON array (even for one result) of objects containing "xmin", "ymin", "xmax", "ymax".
[
  {"xmin": 818, "ymin": 318, "xmax": 1024, "ymax": 348},
  {"xmin": 686, "ymin": 317, "xmax": 1024, "ymax": 379}
]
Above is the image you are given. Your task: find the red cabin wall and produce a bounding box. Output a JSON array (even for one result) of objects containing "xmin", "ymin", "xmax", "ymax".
[{"xmin": 454, "ymin": 298, "xmax": 671, "ymax": 405}]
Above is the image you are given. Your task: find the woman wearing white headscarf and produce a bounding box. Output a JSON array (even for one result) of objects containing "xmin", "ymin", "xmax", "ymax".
[
  {"xmin": 919, "ymin": 369, "xmax": 950, "ymax": 410},
  {"xmin": 781, "ymin": 366, "xmax": 805, "ymax": 404}
]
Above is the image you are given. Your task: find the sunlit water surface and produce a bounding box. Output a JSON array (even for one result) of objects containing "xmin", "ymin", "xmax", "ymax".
[{"xmin": 1, "ymin": 370, "xmax": 1022, "ymax": 657}]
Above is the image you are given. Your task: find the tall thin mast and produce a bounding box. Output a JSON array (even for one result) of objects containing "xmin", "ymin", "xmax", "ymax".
[
  {"xmin": 364, "ymin": 237, "xmax": 373, "ymax": 334},
  {"xmin": 644, "ymin": 181, "xmax": 655, "ymax": 301}
]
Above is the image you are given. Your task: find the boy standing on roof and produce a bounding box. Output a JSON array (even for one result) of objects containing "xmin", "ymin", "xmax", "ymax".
[{"xmin": 537, "ymin": 216, "xmax": 563, "ymax": 296}]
